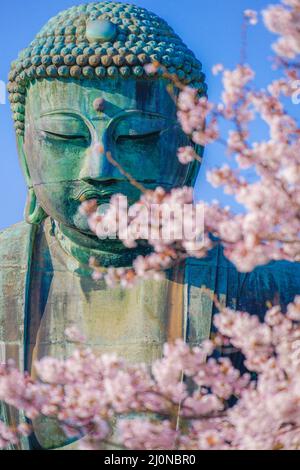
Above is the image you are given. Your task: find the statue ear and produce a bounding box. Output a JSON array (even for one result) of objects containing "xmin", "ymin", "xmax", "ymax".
[
  {"xmin": 16, "ymin": 134, "xmax": 32, "ymax": 187},
  {"xmin": 16, "ymin": 135, "xmax": 47, "ymax": 225}
]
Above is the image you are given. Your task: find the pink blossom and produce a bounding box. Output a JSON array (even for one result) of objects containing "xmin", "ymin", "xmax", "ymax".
[
  {"xmin": 1, "ymin": 298, "xmax": 300, "ymax": 450},
  {"xmin": 212, "ymin": 64, "xmax": 224, "ymax": 75},
  {"xmin": 244, "ymin": 9, "xmax": 258, "ymax": 25},
  {"xmin": 177, "ymin": 146, "xmax": 198, "ymax": 164},
  {"xmin": 65, "ymin": 325, "xmax": 86, "ymax": 343}
]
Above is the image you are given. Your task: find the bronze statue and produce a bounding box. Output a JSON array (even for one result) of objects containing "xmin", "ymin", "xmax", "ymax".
[{"xmin": 1, "ymin": 2, "xmax": 299, "ymax": 450}]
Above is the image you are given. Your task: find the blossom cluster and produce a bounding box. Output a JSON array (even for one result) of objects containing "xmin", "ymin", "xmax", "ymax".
[
  {"xmin": 172, "ymin": 0, "xmax": 300, "ymax": 272},
  {"xmin": 81, "ymin": 185, "xmax": 211, "ymax": 287},
  {"xmin": 263, "ymin": 0, "xmax": 300, "ymax": 59},
  {"xmin": 1, "ymin": 297, "xmax": 300, "ymax": 450}
]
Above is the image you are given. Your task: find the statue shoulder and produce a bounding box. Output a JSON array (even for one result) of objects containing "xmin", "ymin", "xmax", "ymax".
[
  {"xmin": 0, "ymin": 221, "xmax": 35, "ymax": 269},
  {"xmin": 249, "ymin": 259, "xmax": 300, "ymax": 291},
  {"xmin": 0, "ymin": 220, "xmax": 31, "ymax": 238},
  {"xmin": 237, "ymin": 259, "xmax": 300, "ymax": 317},
  {"xmin": 186, "ymin": 248, "xmax": 300, "ymax": 316},
  {"xmin": 0, "ymin": 221, "xmax": 36, "ymax": 346}
]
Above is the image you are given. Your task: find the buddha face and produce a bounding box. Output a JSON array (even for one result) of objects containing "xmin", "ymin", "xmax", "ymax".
[{"xmin": 21, "ymin": 78, "xmax": 199, "ymax": 233}]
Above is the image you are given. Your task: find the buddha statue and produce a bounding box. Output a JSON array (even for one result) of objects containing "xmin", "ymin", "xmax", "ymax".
[{"xmin": 1, "ymin": 1, "xmax": 299, "ymax": 451}]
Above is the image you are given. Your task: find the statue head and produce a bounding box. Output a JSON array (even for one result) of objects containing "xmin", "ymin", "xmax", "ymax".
[{"xmin": 8, "ymin": 1, "xmax": 206, "ymax": 233}]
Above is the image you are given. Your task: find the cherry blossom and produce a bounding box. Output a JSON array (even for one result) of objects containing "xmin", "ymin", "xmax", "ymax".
[
  {"xmin": 177, "ymin": 146, "xmax": 199, "ymax": 164},
  {"xmin": 1, "ymin": 298, "xmax": 300, "ymax": 450},
  {"xmin": 244, "ymin": 9, "xmax": 258, "ymax": 25}
]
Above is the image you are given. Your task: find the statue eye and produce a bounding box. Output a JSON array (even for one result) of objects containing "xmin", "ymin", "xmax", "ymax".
[
  {"xmin": 37, "ymin": 113, "xmax": 91, "ymax": 143},
  {"xmin": 116, "ymin": 130, "xmax": 161, "ymax": 142},
  {"xmin": 41, "ymin": 130, "xmax": 90, "ymax": 142},
  {"xmin": 112, "ymin": 112, "xmax": 171, "ymax": 143}
]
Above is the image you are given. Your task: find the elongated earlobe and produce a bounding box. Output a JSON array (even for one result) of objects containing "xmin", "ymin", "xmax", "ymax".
[
  {"xmin": 17, "ymin": 135, "xmax": 47, "ymax": 225},
  {"xmin": 25, "ymin": 188, "xmax": 46, "ymax": 225}
]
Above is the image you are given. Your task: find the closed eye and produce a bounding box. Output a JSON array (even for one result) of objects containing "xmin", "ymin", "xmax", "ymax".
[
  {"xmin": 116, "ymin": 130, "xmax": 161, "ymax": 142},
  {"xmin": 41, "ymin": 130, "xmax": 89, "ymax": 141}
]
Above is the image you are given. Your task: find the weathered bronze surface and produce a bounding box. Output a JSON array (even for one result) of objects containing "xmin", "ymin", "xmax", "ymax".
[{"xmin": 1, "ymin": 2, "xmax": 300, "ymax": 450}]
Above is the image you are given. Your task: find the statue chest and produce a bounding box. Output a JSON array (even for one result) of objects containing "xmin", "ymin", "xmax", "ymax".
[
  {"xmin": 25, "ymin": 224, "xmax": 223, "ymax": 380},
  {"xmin": 28, "ymin": 269, "xmax": 186, "ymax": 369},
  {"xmin": 25, "ymin": 224, "xmax": 199, "ymax": 374},
  {"xmin": 25, "ymin": 231, "xmax": 195, "ymax": 450}
]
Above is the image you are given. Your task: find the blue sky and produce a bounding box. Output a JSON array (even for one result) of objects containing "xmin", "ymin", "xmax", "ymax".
[{"xmin": 0, "ymin": 0, "xmax": 276, "ymax": 230}]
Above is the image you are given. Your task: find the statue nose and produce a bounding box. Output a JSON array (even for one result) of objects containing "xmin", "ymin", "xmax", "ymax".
[{"xmin": 79, "ymin": 142, "xmax": 118, "ymax": 181}]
